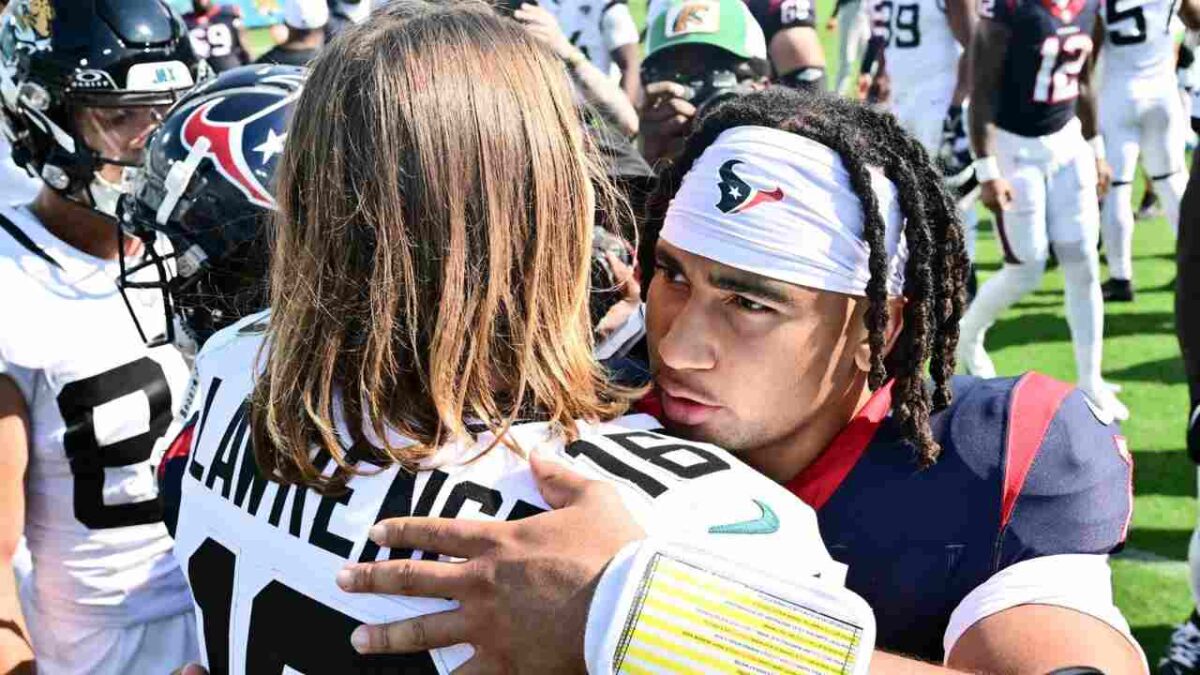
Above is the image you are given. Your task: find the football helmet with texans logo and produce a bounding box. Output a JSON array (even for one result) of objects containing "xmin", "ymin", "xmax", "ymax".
[
  {"xmin": 0, "ymin": 0, "xmax": 206, "ymax": 216},
  {"xmin": 118, "ymin": 64, "xmax": 304, "ymax": 350}
]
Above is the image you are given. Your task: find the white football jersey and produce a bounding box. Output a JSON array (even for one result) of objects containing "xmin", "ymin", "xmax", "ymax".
[
  {"xmin": 173, "ymin": 310, "xmax": 845, "ymax": 673},
  {"xmin": 0, "ymin": 204, "xmax": 193, "ymax": 628},
  {"xmin": 0, "ymin": 137, "xmax": 39, "ymax": 206},
  {"xmin": 541, "ymin": 0, "xmax": 640, "ymax": 78},
  {"xmin": 871, "ymin": 0, "xmax": 962, "ymax": 96},
  {"xmin": 1099, "ymin": 0, "xmax": 1181, "ymax": 86}
]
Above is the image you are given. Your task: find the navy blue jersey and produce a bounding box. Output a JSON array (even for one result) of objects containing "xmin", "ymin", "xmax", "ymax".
[
  {"xmin": 745, "ymin": 0, "xmax": 818, "ymax": 42},
  {"xmin": 184, "ymin": 6, "xmax": 250, "ymax": 73},
  {"xmin": 980, "ymin": 0, "xmax": 1099, "ymax": 136},
  {"xmin": 788, "ymin": 374, "xmax": 1132, "ymax": 661}
]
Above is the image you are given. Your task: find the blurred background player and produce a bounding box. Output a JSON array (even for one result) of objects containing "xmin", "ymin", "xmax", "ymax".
[
  {"xmin": 860, "ymin": 0, "xmax": 979, "ymax": 276},
  {"xmin": 829, "ymin": 0, "xmax": 872, "ymax": 94},
  {"xmin": 0, "ymin": 0, "xmax": 37, "ymax": 209},
  {"xmin": 257, "ymin": 0, "xmax": 329, "ymax": 66},
  {"xmin": 743, "ymin": 0, "xmax": 830, "ymax": 91},
  {"xmin": 511, "ymin": 3, "xmax": 639, "ymax": 135},
  {"xmin": 962, "ymin": 0, "xmax": 1129, "ymax": 420},
  {"xmin": 0, "ymin": 1, "xmax": 205, "ymax": 673},
  {"xmin": 325, "ymin": 0, "xmax": 371, "ymax": 39},
  {"xmin": 183, "ymin": 0, "xmax": 251, "ymax": 73},
  {"xmin": 647, "ymin": 0, "xmax": 829, "ymax": 90},
  {"xmin": 535, "ymin": 0, "xmax": 643, "ymax": 104},
  {"xmin": 1095, "ymin": 0, "xmax": 1191, "ymax": 303},
  {"xmin": 638, "ymin": 0, "xmax": 770, "ymax": 165}
]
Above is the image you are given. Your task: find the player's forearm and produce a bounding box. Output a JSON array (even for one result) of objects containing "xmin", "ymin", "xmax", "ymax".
[
  {"xmin": 569, "ymin": 56, "xmax": 639, "ymax": 137},
  {"xmin": 860, "ymin": 35, "xmax": 886, "ymax": 77},
  {"xmin": 948, "ymin": 0, "xmax": 976, "ymax": 106},
  {"xmin": 952, "ymin": 56, "xmax": 971, "ymax": 106},
  {"xmin": 968, "ymin": 24, "xmax": 1005, "ymax": 157},
  {"xmin": 1077, "ymin": 80, "xmax": 1100, "ymax": 140},
  {"xmin": 968, "ymin": 95, "xmax": 998, "ymax": 158},
  {"xmin": 0, "ymin": 562, "xmax": 34, "ymax": 675},
  {"xmin": 1181, "ymin": 0, "xmax": 1200, "ymax": 31},
  {"xmin": 612, "ymin": 45, "xmax": 642, "ymax": 107}
]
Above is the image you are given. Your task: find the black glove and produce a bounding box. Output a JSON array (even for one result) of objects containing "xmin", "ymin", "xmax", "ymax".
[
  {"xmin": 938, "ymin": 105, "xmax": 972, "ymax": 174},
  {"xmin": 938, "ymin": 104, "xmax": 978, "ymax": 203}
]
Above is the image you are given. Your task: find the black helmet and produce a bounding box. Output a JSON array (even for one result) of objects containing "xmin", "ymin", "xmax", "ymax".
[
  {"xmin": 0, "ymin": 0, "xmax": 207, "ymax": 216},
  {"xmin": 118, "ymin": 64, "xmax": 305, "ymax": 350}
]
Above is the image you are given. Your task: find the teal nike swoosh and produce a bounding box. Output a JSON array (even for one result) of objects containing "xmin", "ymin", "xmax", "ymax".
[{"xmin": 708, "ymin": 499, "xmax": 779, "ymax": 535}]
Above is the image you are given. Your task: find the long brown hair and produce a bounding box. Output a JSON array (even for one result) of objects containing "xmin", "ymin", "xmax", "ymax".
[{"xmin": 252, "ymin": 0, "xmax": 634, "ymax": 492}]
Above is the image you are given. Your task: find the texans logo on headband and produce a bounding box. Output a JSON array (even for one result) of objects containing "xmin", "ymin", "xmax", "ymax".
[
  {"xmin": 716, "ymin": 160, "xmax": 785, "ymax": 214},
  {"xmin": 181, "ymin": 91, "xmax": 296, "ymax": 209}
]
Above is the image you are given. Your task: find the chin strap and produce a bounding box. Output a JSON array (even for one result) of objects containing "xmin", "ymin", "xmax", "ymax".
[{"xmin": 87, "ymin": 162, "xmax": 139, "ymax": 218}]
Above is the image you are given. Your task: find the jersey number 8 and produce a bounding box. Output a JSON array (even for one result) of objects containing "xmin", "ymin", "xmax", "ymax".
[
  {"xmin": 55, "ymin": 357, "xmax": 172, "ymax": 530},
  {"xmin": 1032, "ymin": 33, "xmax": 1092, "ymax": 104}
]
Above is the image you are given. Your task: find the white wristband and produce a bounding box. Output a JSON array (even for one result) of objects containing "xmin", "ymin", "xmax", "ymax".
[
  {"xmin": 974, "ymin": 156, "xmax": 1002, "ymax": 182},
  {"xmin": 1089, "ymin": 135, "xmax": 1107, "ymax": 161}
]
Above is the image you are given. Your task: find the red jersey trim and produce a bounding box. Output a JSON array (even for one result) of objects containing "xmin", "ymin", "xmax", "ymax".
[
  {"xmin": 158, "ymin": 418, "xmax": 197, "ymax": 484},
  {"xmin": 786, "ymin": 381, "xmax": 895, "ymax": 510},
  {"xmin": 999, "ymin": 372, "xmax": 1074, "ymax": 530},
  {"xmin": 634, "ymin": 388, "xmax": 664, "ymax": 419}
]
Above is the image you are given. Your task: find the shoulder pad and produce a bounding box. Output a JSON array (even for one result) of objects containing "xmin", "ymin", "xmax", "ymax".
[
  {"xmin": 194, "ymin": 308, "xmax": 270, "ymax": 371},
  {"xmin": 997, "ymin": 374, "xmax": 1132, "ymax": 565}
]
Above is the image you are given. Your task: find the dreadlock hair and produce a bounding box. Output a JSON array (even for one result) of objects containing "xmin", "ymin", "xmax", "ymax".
[{"xmin": 642, "ymin": 87, "xmax": 969, "ymax": 467}]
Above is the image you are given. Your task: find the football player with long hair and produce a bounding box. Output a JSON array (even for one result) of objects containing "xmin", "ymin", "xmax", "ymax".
[
  {"xmin": 0, "ymin": 0, "xmax": 205, "ymax": 672},
  {"xmin": 168, "ymin": 3, "xmax": 870, "ymax": 673}
]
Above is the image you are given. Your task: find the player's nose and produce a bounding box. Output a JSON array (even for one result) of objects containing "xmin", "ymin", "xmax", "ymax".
[{"xmin": 655, "ymin": 298, "xmax": 718, "ymax": 372}]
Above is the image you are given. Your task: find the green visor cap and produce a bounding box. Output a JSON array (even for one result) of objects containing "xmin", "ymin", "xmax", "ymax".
[{"xmin": 644, "ymin": 0, "xmax": 769, "ymax": 63}]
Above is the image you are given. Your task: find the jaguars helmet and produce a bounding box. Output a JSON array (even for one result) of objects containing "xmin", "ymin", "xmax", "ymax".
[
  {"xmin": 118, "ymin": 64, "xmax": 305, "ymax": 351},
  {"xmin": 0, "ymin": 0, "xmax": 206, "ymax": 216}
]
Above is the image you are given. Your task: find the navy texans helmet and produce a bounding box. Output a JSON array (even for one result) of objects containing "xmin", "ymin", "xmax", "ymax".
[
  {"xmin": 118, "ymin": 64, "xmax": 305, "ymax": 350},
  {"xmin": 0, "ymin": 0, "xmax": 207, "ymax": 216}
]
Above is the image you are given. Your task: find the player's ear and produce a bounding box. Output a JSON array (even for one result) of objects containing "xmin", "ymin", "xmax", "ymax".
[{"xmin": 852, "ymin": 296, "xmax": 906, "ymax": 372}]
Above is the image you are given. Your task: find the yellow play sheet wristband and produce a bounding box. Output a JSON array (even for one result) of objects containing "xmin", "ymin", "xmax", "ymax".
[{"xmin": 585, "ymin": 541, "xmax": 876, "ymax": 674}]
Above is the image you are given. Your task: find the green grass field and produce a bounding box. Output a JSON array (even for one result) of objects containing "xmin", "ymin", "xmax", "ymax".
[
  {"xmin": 249, "ymin": 0, "xmax": 1194, "ymax": 659},
  {"xmin": 981, "ymin": 179, "xmax": 1194, "ymax": 658}
]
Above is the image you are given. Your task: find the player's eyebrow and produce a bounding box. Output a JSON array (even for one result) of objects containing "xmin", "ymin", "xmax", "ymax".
[
  {"xmin": 654, "ymin": 248, "xmax": 684, "ymax": 272},
  {"xmin": 709, "ymin": 268, "xmax": 794, "ymax": 306}
]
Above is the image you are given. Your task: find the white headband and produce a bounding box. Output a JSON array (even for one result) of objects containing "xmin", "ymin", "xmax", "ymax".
[{"xmin": 661, "ymin": 126, "xmax": 907, "ymax": 297}]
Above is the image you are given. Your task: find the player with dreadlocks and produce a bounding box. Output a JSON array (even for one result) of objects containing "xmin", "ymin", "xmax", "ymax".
[{"xmin": 336, "ymin": 88, "xmax": 1143, "ymax": 673}]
